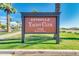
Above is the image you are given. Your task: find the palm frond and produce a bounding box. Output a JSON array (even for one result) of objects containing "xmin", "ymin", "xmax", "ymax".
[{"xmin": 0, "ymin": 3, "xmax": 16, "ymax": 14}]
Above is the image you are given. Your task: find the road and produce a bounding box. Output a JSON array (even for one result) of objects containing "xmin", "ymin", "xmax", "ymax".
[{"xmin": 0, "ymin": 32, "xmax": 21, "ymax": 40}]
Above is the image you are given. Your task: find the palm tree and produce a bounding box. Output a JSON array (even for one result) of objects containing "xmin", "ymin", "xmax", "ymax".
[
  {"xmin": 0, "ymin": 3, "xmax": 16, "ymax": 32},
  {"xmin": 0, "ymin": 3, "xmax": 5, "ymax": 9},
  {"xmin": 4, "ymin": 4, "xmax": 16, "ymax": 32}
]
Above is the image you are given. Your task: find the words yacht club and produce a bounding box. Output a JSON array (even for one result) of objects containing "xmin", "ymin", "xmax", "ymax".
[{"xmin": 26, "ymin": 17, "xmax": 55, "ymax": 27}]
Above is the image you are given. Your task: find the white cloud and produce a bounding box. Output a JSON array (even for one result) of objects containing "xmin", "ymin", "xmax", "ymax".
[
  {"xmin": 0, "ymin": 19, "xmax": 6, "ymax": 24},
  {"xmin": 0, "ymin": 16, "xmax": 13, "ymax": 20},
  {"xmin": 0, "ymin": 16, "xmax": 6, "ymax": 19},
  {"xmin": 10, "ymin": 22, "xmax": 17, "ymax": 26},
  {"xmin": 0, "ymin": 20, "xmax": 6, "ymax": 21}
]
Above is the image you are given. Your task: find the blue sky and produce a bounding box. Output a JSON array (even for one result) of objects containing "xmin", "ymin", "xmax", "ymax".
[{"xmin": 0, "ymin": 3, "xmax": 79, "ymax": 28}]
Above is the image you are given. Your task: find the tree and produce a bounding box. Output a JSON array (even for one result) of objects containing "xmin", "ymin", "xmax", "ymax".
[
  {"xmin": 1, "ymin": 24, "xmax": 6, "ymax": 29},
  {"xmin": 0, "ymin": 3, "xmax": 16, "ymax": 32}
]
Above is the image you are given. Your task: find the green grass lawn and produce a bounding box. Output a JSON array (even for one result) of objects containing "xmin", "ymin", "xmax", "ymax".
[{"xmin": 0, "ymin": 32, "xmax": 79, "ymax": 50}]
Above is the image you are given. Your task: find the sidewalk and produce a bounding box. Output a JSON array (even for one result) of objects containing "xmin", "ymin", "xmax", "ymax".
[{"xmin": 0, "ymin": 50, "xmax": 79, "ymax": 56}]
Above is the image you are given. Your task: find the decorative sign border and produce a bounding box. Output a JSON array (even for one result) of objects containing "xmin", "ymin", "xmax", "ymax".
[{"xmin": 21, "ymin": 12, "xmax": 60, "ymax": 44}]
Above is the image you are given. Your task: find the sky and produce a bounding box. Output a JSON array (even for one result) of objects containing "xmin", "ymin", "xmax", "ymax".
[{"xmin": 0, "ymin": 3, "xmax": 79, "ymax": 28}]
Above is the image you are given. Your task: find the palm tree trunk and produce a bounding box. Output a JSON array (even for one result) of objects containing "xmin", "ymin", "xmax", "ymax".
[{"xmin": 6, "ymin": 10, "xmax": 11, "ymax": 32}]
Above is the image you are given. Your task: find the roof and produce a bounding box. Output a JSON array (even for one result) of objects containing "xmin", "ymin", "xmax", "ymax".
[{"xmin": 21, "ymin": 12, "xmax": 61, "ymax": 17}]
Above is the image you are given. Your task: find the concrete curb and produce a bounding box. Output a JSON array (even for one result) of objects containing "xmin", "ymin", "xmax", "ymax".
[{"xmin": 0, "ymin": 50, "xmax": 79, "ymax": 56}]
